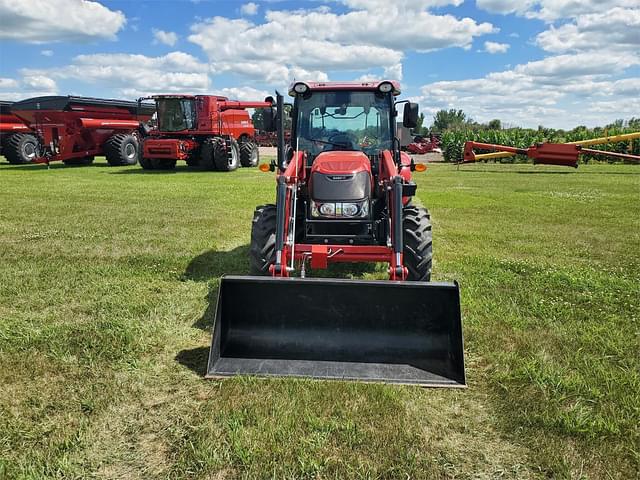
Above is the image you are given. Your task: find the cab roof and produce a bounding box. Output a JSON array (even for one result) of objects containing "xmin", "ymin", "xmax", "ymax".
[{"xmin": 288, "ymin": 80, "xmax": 401, "ymax": 97}]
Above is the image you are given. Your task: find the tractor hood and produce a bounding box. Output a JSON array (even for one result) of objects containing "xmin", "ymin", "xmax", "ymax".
[
  {"xmin": 310, "ymin": 151, "xmax": 372, "ymax": 202},
  {"xmin": 311, "ymin": 151, "xmax": 371, "ymax": 176}
]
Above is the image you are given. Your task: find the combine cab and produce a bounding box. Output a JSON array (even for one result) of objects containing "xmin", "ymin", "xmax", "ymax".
[
  {"xmin": 139, "ymin": 95, "xmax": 273, "ymax": 171},
  {"xmin": 0, "ymin": 100, "xmax": 37, "ymax": 164},
  {"xmin": 207, "ymin": 81, "xmax": 465, "ymax": 386},
  {"xmin": 10, "ymin": 96, "xmax": 155, "ymax": 166}
]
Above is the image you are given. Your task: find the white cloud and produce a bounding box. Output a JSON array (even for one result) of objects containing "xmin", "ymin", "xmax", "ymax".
[
  {"xmin": 536, "ymin": 8, "xmax": 640, "ymax": 53},
  {"xmin": 417, "ymin": 50, "xmax": 640, "ymax": 128},
  {"xmin": 188, "ymin": 4, "xmax": 495, "ymax": 85},
  {"xmin": 0, "ymin": 0, "xmax": 125, "ymax": 43},
  {"xmin": 213, "ymin": 86, "xmax": 270, "ymax": 102},
  {"xmin": 483, "ymin": 41, "xmax": 510, "ymax": 54},
  {"xmin": 152, "ymin": 29, "xmax": 178, "ymax": 47},
  {"xmin": 22, "ymin": 52, "xmax": 210, "ymax": 99},
  {"xmin": 40, "ymin": 49, "xmax": 53, "ymax": 57},
  {"xmin": 476, "ymin": 0, "xmax": 638, "ymax": 21},
  {"xmin": 0, "ymin": 74, "xmax": 57, "ymax": 101},
  {"xmin": 240, "ymin": 2, "xmax": 259, "ymax": 16}
]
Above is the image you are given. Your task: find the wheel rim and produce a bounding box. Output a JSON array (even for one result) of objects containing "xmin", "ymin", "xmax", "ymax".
[
  {"xmin": 22, "ymin": 142, "xmax": 36, "ymax": 159},
  {"xmin": 125, "ymin": 143, "xmax": 136, "ymax": 160},
  {"xmin": 229, "ymin": 145, "xmax": 238, "ymax": 167}
]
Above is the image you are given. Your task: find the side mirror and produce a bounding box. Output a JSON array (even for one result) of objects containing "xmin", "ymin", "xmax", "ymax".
[
  {"xmin": 403, "ymin": 102, "xmax": 419, "ymax": 128},
  {"xmin": 262, "ymin": 107, "xmax": 277, "ymax": 132}
]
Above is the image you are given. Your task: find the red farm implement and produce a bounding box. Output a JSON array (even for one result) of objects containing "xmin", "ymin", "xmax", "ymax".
[
  {"xmin": 406, "ymin": 133, "xmax": 441, "ymax": 155},
  {"xmin": 10, "ymin": 96, "xmax": 155, "ymax": 166},
  {"xmin": 462, "ymin": 132, "xmax": 640, "ymax": 167},
  {"xmin": 0, "ymin": 100, "xmax": 38, "ymax": 164},
  {"xmin": 206, "ymin": 81, "xmax": 465, "ymax": 386},
  {"xmin": 139, "ymin": 95, "xmax": 273, "ymax": 171}
]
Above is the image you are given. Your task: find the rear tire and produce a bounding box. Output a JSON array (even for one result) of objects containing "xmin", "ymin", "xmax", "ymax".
[
  {"xmin": 105, "ymin": 133, "xmax": 139, "ymax": 166},
  {"xmin": 250, "ymin": 204, "xmax": 277, "ymax": 275},
  {"xmin": 403, "ymin": 205, "xmax": 432, "ymax": 281},
  {"xmin": 214, "ymin": 138, "xmax": 239, "ymax": 171},
  {"xmin": 4, "ymin": 133, "xmax": 38, "ymax": 164},
  {"xmin": 239, "ymin": 139, "xmax": 259, "ymax": 167}
]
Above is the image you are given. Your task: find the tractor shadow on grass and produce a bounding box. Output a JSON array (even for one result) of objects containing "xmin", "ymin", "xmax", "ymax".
[
  {"xmin": 175, "ymin": 245, "xmax": 382, "ymax": 376},
  {"xmin": 176, "ymin": 245, "xmax": 250, "ymax": 376}
]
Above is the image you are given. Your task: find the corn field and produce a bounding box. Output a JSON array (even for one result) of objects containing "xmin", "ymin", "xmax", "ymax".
[{"xmin": 440, "ymin": 125, "xmax": 640, "ymax": 163}]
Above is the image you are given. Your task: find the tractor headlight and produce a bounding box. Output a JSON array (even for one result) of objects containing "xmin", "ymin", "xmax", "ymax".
[
  {"xmin": 311, "ymin": 201, "xmax": 369, "ymax": 218},
  {"xmin": 378, "ymin": 81, "xmax": 393, "ymax": 93},
  {"xmin": 293, "ymin": 82, "xmax": 309, "ymax": 94}
]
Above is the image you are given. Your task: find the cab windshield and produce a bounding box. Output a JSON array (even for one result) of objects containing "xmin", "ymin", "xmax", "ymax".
[
  {"xmin": 294, "ymin": 91, "xmax": 392, "ymax": 158},
  {"xmin": 156, "ymin": 98, "xmax": 196, "ymax": 132}
]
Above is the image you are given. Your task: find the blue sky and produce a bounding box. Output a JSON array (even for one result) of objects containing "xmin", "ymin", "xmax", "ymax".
[{"xmin": 0, "ymin": 0, "xmax": 638, "ymax": 128}]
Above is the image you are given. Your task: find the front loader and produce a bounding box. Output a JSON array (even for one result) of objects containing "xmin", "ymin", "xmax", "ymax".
[{"xmin": 207, "ymin": 81, "xmax": 465, "ymax": 386}]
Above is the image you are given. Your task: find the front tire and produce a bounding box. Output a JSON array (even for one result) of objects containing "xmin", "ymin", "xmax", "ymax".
[
  {"xmin": 249, "ymin": 204, "xmax": 277, "ymax": 275},
  {"xmin": 139, "ymin": 156, "xmax": 154, "ymax": 170},
  {"xmin": 214, "ymin": 138, "xmax": 239, "ymax": 172},
  {"xmin": 402, "ymin": 205, "xmax": 432, "ymax": 281},
  {"xmin": 105, "ymin": 133, "xmax": 139, "ymax": 166},
  {"xmin": 239, "ymin": 139, "xmax": 259, "ymax": 167},
  {"xmin": 4, "ymin": 133, "xmax": 39, "ymax": 164}
]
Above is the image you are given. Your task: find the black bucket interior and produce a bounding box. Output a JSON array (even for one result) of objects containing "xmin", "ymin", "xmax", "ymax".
[{"xmin": 207, "ymin": 276, "xmax": 465, "ymax": 387}]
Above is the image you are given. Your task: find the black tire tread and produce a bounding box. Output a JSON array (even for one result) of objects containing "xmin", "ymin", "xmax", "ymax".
[
  {"xmin": 249, "ymin": 204, "xmax": 277, "ymax": 275},
  {"xmin": 4, "ymin": 133, "xmax": 38, "ymax": 164},
  {"xmin": 105, "ymin": 133, "xmax": 139, "ymax": 166},
  {"xmin": 239, "ymin": 139, "xmax": 259, "ymax": 167},
  {"xmin": 402, "ymin": 205, "xmax": 433, "ymax": 281}
]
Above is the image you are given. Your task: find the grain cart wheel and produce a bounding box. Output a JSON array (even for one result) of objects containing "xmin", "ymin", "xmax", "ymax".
[
  {"xmin": 4, "ymin": 133, "xmax": 38, "ymax": 164},
  {"xmin": 249, "ymin": 204, "xmax": 277, "ymax": 275},
  {"xmin": 403, "ymin": 205, "xmax": 433, "ymax": 281},
  {"xmin": 239, "ymin": 139, "xmax": 259, "ymax": 167},
  {"xmin": 214, "ymin": 138, "xmax": 239, "ymax": 172},
  {"xmin": 151, "ymin": 158, "xmax": 176, "ymax": 170},
  {"xmin": 139, "ymin": 156, "xmax": 154, "ymax": 170},
  {"xmin": 105, "ymin": 133, "xmax": 139, "ymax": 166}
]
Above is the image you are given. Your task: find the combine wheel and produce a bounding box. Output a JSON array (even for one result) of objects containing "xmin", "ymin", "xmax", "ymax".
[
  {"xmin": 239, "ymin": 139, "xmax": 259, "ymax": 167},
  {"xmin": 402, "ymin": 205, "xmax": 432, "ymax": 281},
  {"xmin": 249, "ymin": 204, "xmax": 277, "ymax": 275},
  {"xmin": 151, "ymin": 158, "xmax": 176, "ymax": 170},
  {"xmin": 4, "ymin": 133, "xmax": 39, "ymax": 164},
  {"xmin": 214, "ymin": 138, "xmax": 239, "ymax": 171},
  {"xmin": 198, "ymin": 138, "xmax": 217, "ymax": 171},
  {"xmin": 139, "ymin": 156, "xmax": 154, "ymax": 170},
  {"xmin": 105, "ymin": 133, "xmax": 139, "ymax": 166}
]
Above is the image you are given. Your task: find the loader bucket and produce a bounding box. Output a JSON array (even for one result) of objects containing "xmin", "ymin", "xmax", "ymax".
[{"xmin": 206, "ymin": 276, "xmax": 465, "ymax": 387}]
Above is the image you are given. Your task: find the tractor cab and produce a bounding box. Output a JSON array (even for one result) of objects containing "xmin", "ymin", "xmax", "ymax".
[{"xmin": 153, "ymin": 95, "xmax": 197, "ymax": 132}]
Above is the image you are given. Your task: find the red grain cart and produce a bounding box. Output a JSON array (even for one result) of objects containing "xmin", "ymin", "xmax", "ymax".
[
  {"xmin": 0, "ymin": 100, "xmax": 38, "ymax": 164},
  {"xmin": 10, "ymin": 96, "xmax": 155, "ymax": 166},
  {"xmin": 139, "ymin": 95, "xmax": 272, "ymax": 171}
]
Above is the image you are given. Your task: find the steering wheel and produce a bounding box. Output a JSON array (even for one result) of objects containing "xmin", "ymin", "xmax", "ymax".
[{"xmin": 326, "ymin": 132, "xmax": 358, "ymax": 151}]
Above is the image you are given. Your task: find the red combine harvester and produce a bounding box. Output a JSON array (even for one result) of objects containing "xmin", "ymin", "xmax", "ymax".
[
  {"xmin": 0, "ymin": 100, "xmax": 38, "ymax": 164},
  {"xmin": 139, "ymin": 95, "xmax": 272, "ymax": 171},
  {"xmin": 207, "ymin": 81, "xmax": 465, "ymax": 386},
  {"xmin": 10, "ymin": 96, "xmax": 155, "ymax": 166}
]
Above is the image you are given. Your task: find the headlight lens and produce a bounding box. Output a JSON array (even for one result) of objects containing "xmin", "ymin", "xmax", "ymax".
[
  {"xmin": 293, "ymin": 82, "xmax": 309, "ymax": 94},
  {"xmin": 312, "ymin": 201, "xmax": 369, "ymax": 218},
  {"xmin": 378, "ymin": 81, "xmax": 393, "ymax": 93}
]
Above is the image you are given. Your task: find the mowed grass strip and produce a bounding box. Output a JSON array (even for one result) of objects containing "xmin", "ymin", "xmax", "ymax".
[{"xmin": 0, "ymin": 159, "xmax": 638, "ymax": 479}]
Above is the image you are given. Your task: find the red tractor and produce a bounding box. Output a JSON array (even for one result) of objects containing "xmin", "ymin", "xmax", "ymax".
[
  {"xmin": 9, "ymin": 96, "xmax": 155, "ymax": 166},
  {"xmin": 207, "ymin": 81, "xmax": 465, "ymax": 387},
  {"xmin": 0, "ymin": 100, "xmax": 38, "ymax": 164},
  {"xmin": 139, "ymin": 95, "xmax": 272, "ymax": 171}
]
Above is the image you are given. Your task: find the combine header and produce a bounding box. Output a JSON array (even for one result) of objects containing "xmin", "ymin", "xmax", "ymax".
[
  {"xmin": 0, "ymin": 100, "xmax": 37, "ymax": 164},
  {"xmin": 139, "ymin": 95, "xmax": 272, "ymax": 171},
  {"xmin": 462, "ymin": 132, "xmax": 640, "ymax": 166},
  {"xmin": 207, "ymin": 81, "xmax": 465, "ymax": 386},
  {"xmin": 10, "ymin": 96, "xmax": 155, "ymax": 166}
]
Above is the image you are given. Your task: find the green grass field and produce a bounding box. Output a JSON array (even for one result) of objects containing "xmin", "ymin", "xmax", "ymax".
[{"xmin": 1, "ymin": 158, "xmax": 638, "ymax": 479}]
